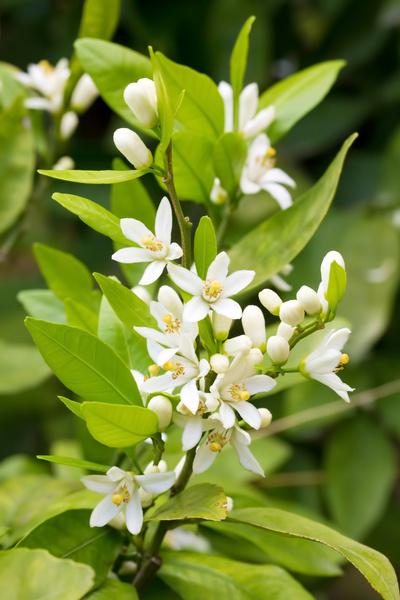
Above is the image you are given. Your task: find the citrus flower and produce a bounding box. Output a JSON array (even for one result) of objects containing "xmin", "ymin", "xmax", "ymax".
[{"xmin": 218, "ymin": 81, "xmax": 275, "ymax": 139}]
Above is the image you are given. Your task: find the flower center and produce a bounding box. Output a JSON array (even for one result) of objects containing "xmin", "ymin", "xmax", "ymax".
[
  {"xmin": 162, "ymin": 313, "xmax": 181, "ymax": 333},
  {"xmin": 112, "ymin": 484, "xmax": 130, "ymax": 506},
  {"xmin": 163, "ymin": 361, "xmax": 185, "ymax": 380},
  {"xmin": 203, "ymin": 279, "xmax": 223, "ymax": 300},
  {"xmin": 148, "ymin": 364, "xmax": 160, "ymax": 377},
  {"xmin": 229, "ymin": 383, "xmax": 250, "ymax": 402},
  {"xmin": 335, "ymin": 353, "xmax": 349, "ymax": 373},
  {"xmin": 141, "ymin": 234, "xmax": 164, "ymax": 252},
  {"xmin": 257, "ymin": 146, "xmax": 276, "ymax": 170},
  {"xmin": 207, "ymin": 431, "xmax": 228, "ymax": 452},
  {"xmin": 38, "ymin": 59, "xmax": 54, "ymax": 75}
]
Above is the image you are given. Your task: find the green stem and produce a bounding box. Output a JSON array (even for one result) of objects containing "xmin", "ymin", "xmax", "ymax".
[
  {"xmin": 170, "ymin": 446, "xmax": 196, "ymax": 496},
  {"xmin": 290, "ymin": 321, "xmax": 325, "ymax": 350},
  {"xmin": 163, "ymin": 142, "xmax": 192, "ymax": 268}
]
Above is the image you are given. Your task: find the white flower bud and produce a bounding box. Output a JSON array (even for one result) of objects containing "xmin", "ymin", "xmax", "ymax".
[
  {"xmin": 108, "ymin": 512, "xmax": 125, "ymax": 530},
  {"xmin": 296, "ymin": 285, "xmax": 322, "ymax": 315},
  {"xmin": 321, "ymin": 251, "xmax": 345, "ymax": 293},
  {"xmin": 132, "ymin": 285, "xmax": 152, "ymax": 305},
  {"xmin": 267, "ymin": 335, "xmax": 290, "ymax": 364},
  {"xmin": 210, "ymin": 353, "xmax": 230, "ymax": 374},
  {"xmin": 113, "ymin": 127, "xmax": 153, "ymax": 169},
  {"xmin": 210, "ymin": 177, "xmax": 228, "ymax": 205},
  {"xmin": 139, "ymin": 487, "xmax": 154, "ymax": 507},
  {"xmin": 71, "ymin": 73, "xmax": 98, "ymax": 112},
  {"xmin": 242, "ymin": 305, "xmax": 266, "ymax": 351},
  {"xmin": 259, "ymin": 288, "xmax": 282, "ymax": 315},
  {"xmin": 277, "ymin": 322, "xmax": 295, "ymax": 341},
  {"xmin": 158, "ymin": 285, "xmax": 182, "ymax": 316},
  {"xmin": 245, "ymin": 347, "xmax": 264, "ymax": 370},
  {"xmin": 212, "ymin": 312, "xmax": 232, "ymax": 341},
  {"xmin": 147, "ymin": 395, "xmax": 172, "ymax": 431},
  {"xmin": 60, "ymin": 110, "xmax": 78, "ymax": 140},
  {"xmin": 258, "ymin": 407, "xmax": 273, "ymax": 428},
  {"xmin": 226, "ymin": 496, "xmax": 234, "ymax": 512},
  {"xmin": 317, "ymin": 282, "xmax": 328, "ymax": 317},
  {"xmin": 52, "ymin": 155, "xmax": 75, "ymax": 170},
  {"xmin": 124, "ymin": 79, "xmax": 158, "ymax": 128},
  {"xmin": 279, "ymin": 300, "xmax": 304, "ymax": 326},
  {"xmin": 144, "ymin": 459, "xmax": 168, "ymax": 474},
  {"xmin": 223, "ymin": 335, "xmax": 252, "ymax": 357}
]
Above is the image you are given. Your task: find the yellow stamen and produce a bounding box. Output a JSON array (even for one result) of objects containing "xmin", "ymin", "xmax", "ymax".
[
  {"xmin": 163, "ymin": 361, "xmax": 185, "ymax": 379},
  {"xmin": 203, "ymin": 279, "xmax": 223, "ymax": 300},
  {"xmin": 141, "ymin": 235, "xmax": 164, "ymax": 252},
  {"xmin": 210, "ymin": 442, "xmax": 221, "ymax": 452},
  {"xmin": 162, "ymin": 314, "xmax": 173, "ymax": 324},
  {"xmin": 163, "ymin": 361, "xmax": 174, "ymax": 371},
  {"xmin": 239, "ymin": 390, "xmax": 250, "ymax": 401},
  {"xmin": 38, "ymin": 59, "xmax": 54, "ymax": 74},
  {"xmin": 340, "ymin": 353, "xmax": 349, "ymax": 365},
  {"xmin": 266, "ymin": 147, "xmax": 276, "ymax": 157},
  {"xmin": 210, "ymin": 280, "xmax": 222, "ymax": 291},
  {"xmin": 112, "ymin": 493, "xmax": 123, "ymax": 506},
  {"xmin": 148, "ymin": 364, "xmax": 160, "ymax": 377}
]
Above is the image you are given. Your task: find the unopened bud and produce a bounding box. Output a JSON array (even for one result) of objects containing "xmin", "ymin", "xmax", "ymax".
[
  {"xmin": 144, "ymin": 459, "xmax": 167, "ymax": 474},
  {"xmin": 277, "ymin": 322, "xmax": 295, "ymax": 342},
  {"xmin": 53, "ymin": 155, "xmax": 75, "ymax": 170},
  {"xmin": 113, "ymin": 127, "xmax": 153, "ymax": 169},
  {"xmin": 212, "ymin": 312, "xmax": 232, "ymax": 341},
  {"xmin": 158, "ymin": 285, "xmax": 182, "ymax": 316},
  {"xmin": 242, "ymin": 305, "xmax": 266, "ymax": 351},
  {"xmin": 60, "ymin": 110, "xmax": 78, "ymax": 140},
  {"xmin": 124, "ymin": 79, "xmax": 158, "ymax": 128},
  {"xmin": 258, "ymin": 407, "xmax": 273, "ymax": 428},
  {"xmin": 267, "ymin": 335, "xmax": 290, "ymax": 364},
  {"xmin": 210, "ymin": 353, "xmax": 230, "ymax": 374},
  {"xmin": 132, "ymin": 285, "xmax": 152, "ymax": 305},
  {"xmin": 259, "ymin": 289, "xmax": 282, "ymax": 315},
  {"xmin": 279, "ymin": 300, "xmax": 304, "ymax": 326},
  {"xmin": 147, "ymin": 395, "xmax": 172, "ymax": 431},
  {"xmin": 321, "ymin": 251, "xmax": 345, "ymax": 294},
  {"xmin": 223, "ymin": 335, "xmax": 252, "ymax": 357},
  {"xmin": 71, "ymin": 73, "xmax": 98, "ymax": 112},
  {"xmin": 139, "ymin": 487, "xmax": 154, "ymax": 507},
  {"xmin": 210, "ymin": 177, "xmax": 228, "ymax": 205},
  {"xmin": 245, "ymin": 348, "xmax": 264, "ymax": 370},
  {"xmin": 296, "ymin": 285, "xmax": 322, "ymax": 315}
]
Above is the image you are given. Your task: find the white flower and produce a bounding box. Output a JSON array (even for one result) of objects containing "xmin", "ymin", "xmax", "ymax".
[
  {"xmin": 124, "ymin": 79, "xmax": 158, "ymax": 129},
  {"xmin": 258, "ymin": 288, "xmax": 282, "ymax": 315},
  {"xmin": 209, "ymin": 353, "xmax": 276, "ymax": 430},
  {"xmin": 218, "ymin": 81, "xmax": 275, "ymax": 139},
  {"xmin": 60, "ymin": 110, "xmax": 78, "ymax": 140},
  {"xmin": 132, "ymin": 285, "xmax": 152, "ymax": 305},
  {"xmin": 81, "ymin": 466, "xmax": 175, "ymax": 535},
  {"xmin": 223, "ymin": 335, "xmax": 252, "ymax": 357},
  {"xmin": 168, "ymin": 251, "xmax": 255, "ymax": 323},
  {"xmin": 147, "ymin": 395, "xmax": 172, "ymax": 431},
  {"xmin": 321, "ymin": 251, "xmax": 345, "ymax": 295},
  {"xmin": 142, "ymin": 336, "xmax": 210, "ymax": 414},
  {"xmin": 267, "ymin": 335, "xmax": 290, "ymax": 365},
  {"xmin": 210, "ymin": 177, "xmax": 228, "ymax": 205},
  {"xmin": 173, "ymin": 394, "xmax": 219, "ymax": 451},
  {"xmin": 240, "ymin": 134, "xmax": 295, "ymax": 210},
  {"xmin": 277, "ymin": 322, "xmax": 295, "ymax": 342},
  {"xmin": 242, "ymin": 305, "xmax": 266, "ymax": 351},
  {"xmin": 210, "ymin": 353, "xmax": 230, "ymax": 374},
  {"xmin": 211, "ymin": 312, "xmax": 232, "ymax": 341},
  {"xmin": 296, "ymin": 285, "xmax": 322, "ymax": 316},
  {"xmin": 113, "ymin": 128, "xmax": 153, "ymax": 169},
  {"xmin": 53, "ymin": 156, "xmax": 75, "ymax": 170},
  {"xmin": 299, "ymin": 328, "xmax": 354, "ymax": 402},
  {"xmin": 71, "ymin": 73, "xmax": 98, "ymax": 112},
  {"xmin": 258, "ymin": 407, "xmax": 272, "ymax": 428},
  {"xmin": 193, "ymin": 415, "xmax": 264, "ymax": 476},
  {"xmin": 16, "ymin": 58, "xmax": 70, "ymax": 113},
  {"xmin": 112, "ymin": 197, "xmax": 183, "ymax": 285},
  {"xmin": 279, "ymin": 300, "xmax": 305, "ymax": 326}
]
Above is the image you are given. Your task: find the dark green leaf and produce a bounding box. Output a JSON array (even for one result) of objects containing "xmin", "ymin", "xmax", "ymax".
[{"xmin": 213, "ymin": 132, "xmax": 248, "ymax": 199}]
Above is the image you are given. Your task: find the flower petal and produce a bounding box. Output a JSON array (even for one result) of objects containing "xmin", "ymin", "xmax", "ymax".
[
  {"xmin": 211, "ymin": 298, "xmax": 242, "ymax": 320},
  {"xmin": 139, "ymin": 261, "xmax": 166, "ymax": 285},
  {"xmin": 239, "ymin": 83, "xmax": 258, "ymax": 132},
  {"xmin": 230, "ymin": 438, "xmax": 264, "ymax": 476},
  {"xmin": 112, "ymin": 247, "xmax": 151, "ymax": 264},
  {"xmin": 81, "ymin": 475, "xmax": 115, "ymax": 494},
  {"xmin": 120, "ymin": 218, "xmax": 152, "ymax": 245},
  {"xmin": 222, "ymin": 270, "xmax": 255, "ymax": 297},
  {"xmin": 90, "ymin": 492, "xmax": 122, "ymax": 527},
  {"xmin": 323, "ymin": 328, "xmax": 351, "ymax": 353},
  {"xmin": 136, "ymin": 471, "xmax": 176, "ymax": 494},
  {"xmin": 262, "ymin": 182, "xmax": 293, "ymax": 210},
  {"xmin": 260, "ymin": 168, "xmax": 296, "ymax": 188},
  {"xmin": 207, "ymin": 252, "xmax": 230, "ymax": 283},
  {"xmin": 180, "ymin": 379, "xmax": 200, "ymax": 414},
  {"xmin": 244, "ymin": 374, "xmax": 277, "ymax": 395},
  {"xmin": 219, "ymin": 401, "xmax": 236, "ymax": 429},
  {"xmin": 141, "ymin": 372, "xmax": 174, "ymax": 393},
  {"xmin": 312, "ymin": 372, "xmax": 354, "ymax": 402},
  {"xmin": 155, "ymin": 197, "xmax": 172, "ymax": 244},
  {"xmin": 168, "ymin": 264, "xmax": 203, "ymax": 295},
  {"xmin": 135, "ymin": 326, "xmax": 170, "ymax": 347},
  {"xmin": 183, "ymin": 295, "xmax": 209, "ymax": 323},
  {"xmin": 234, "ymin": 401, "xmax": 262, "ymax": 429},
  {"xmin": 167, "ymin": 242, "xmax": 184, "ymax": 261},
  {"xmin": 25, "ymin": 97, "xmax": 53, "ymax": 110},
  {"xmin": 193, "ymin": 442, "xmax": 218, "ymax": 474},
  {"xmin": 107, "ymin": 466, "xmax": 129, "ymax": 482},
  {"xmin": 124, "ymin": 488, "xmax": 143, "ymax": 535},
  {"xmin": 243, "ymin": 105, "xmax": 275, "ymax": 139},
  {"xmin": 240, "ymin": 175, "xmax": 261, "ymax": 195},
  {"xmin": 218, "ymin": 81, "xmax": 233, "ymax": 132},
  {"xmin": 182, "ymin": 417, "xmax": 204, "ymax": 451}
]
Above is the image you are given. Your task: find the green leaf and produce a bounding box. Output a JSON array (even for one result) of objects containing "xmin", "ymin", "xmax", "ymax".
[
  {"xmin": 53, "ymin": 193, "xmax": 130, "ymax": 246},
  {"xmin": 259, "ymin": 60, "xmax": 346, "ymax": 144},
  {"xmin": 37, "ymin": 455, "xmax": 110, "ymax": 472},
  {"xmin": 165, "ymin": 131, "xmax": 215, "ymax": 204},
  {"xmin": 77, "ymin": 0, "xmax": 120, "ymax": 41},
  {"xmin": 228, "ymin": 134, "xmax": 357, "ymax": 292},
  {"xmin": 0, "ymin": 97, "xmax": 34, "ymax": 235},
  {"xmin": 18, "ymin": 509, "xmax": 122, "ymax": 587},
  {"xmin": 194, "ymin": 216, "xmax": 217, "ymax": 279},
  {"xmin": 160, "ymin": 552, "xmax": 314, "ymax": 600},
  {"xmin": 326, "ymin": 260, "xmax": 347, "ymax": 316},
  {"xmin": 229, "ymin": 507, "xmax": 400, "ymax": 600},
  {"xmin": 25, "ymin": 318, "xmax": 142, "ymax": 405},
  {"xmin": 58, "ymin": 396, "xmax": 85, "ymax": 420},
  {"xmin": 324, "ymin": 416, "xmax": 397, "ymax": 540},
  {"xmin": 86, "ymin": 578, "xmax": 139, "ymax": 599},
  {"xmin": 0, "ymin": 339, "xmax": 50, "ymax": 394},
  {"xmin": 230, "ymin": 16, "xmax": 256, "ymax": 130},
  {"xmin": 94, "ymin": 274, "xmax": 157, "ymax": 329},
  {"xmin": 147, "ymin": 484, "xmax": 227, "ymax": 522},
  {"xmin": 198, "ymin": 316, "xmax": 218, "ymax": 354},
  {"xmin": 64, "ymin": 298, "xmax": 99, "ymax": 334},
  {"xmin": 0, "ymin": 63, "xmax": 27, "ymax": 109},
  {"xmin": 0, "ymin": 548, "xmax": 94, "ymax": 600},
  {"xmin": 156, "ymin": 51, "xmax": 224, "ymax": 139},
  {"xmin": 82, "ymin": 402, "xmax": 158, "ymax": 447},
  {"xmin": 75, "ymin": 38, "xmax": 154, "ymax": 134},
  {"xmin": 150, "ymin": 48, "xmax": 174, "ymax": 152},
  {"xmin": 213, "ymin": 132, "xmax": 248, "ymax": 199},
  {"xmin": 38, "ymin": 168, "xmax": 150, "ymax": 184},
  {"xmin": 17, "ymin": 289, "xmax": 67, "ymax": 323}
]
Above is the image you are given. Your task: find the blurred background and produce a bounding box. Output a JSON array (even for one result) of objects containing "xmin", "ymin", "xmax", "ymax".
[{"xmin": 1, "ymin": 1, "xmax": 400, "ymax": 598}]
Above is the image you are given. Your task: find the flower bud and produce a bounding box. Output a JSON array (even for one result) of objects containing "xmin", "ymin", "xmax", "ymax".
[
  {"xmin": 71, "ymin": 73, "xmax": 98, "ymax": 112},
  {"xmin": 210, "ymin": 177, "xmax": 228, "ymax": 205},
  {"xmin": 245, "ymin": 348, "xmax": 264, "ymax": 370},
  {"xmin": 212, "ymin": 312, "xmax": 232, "ymax": 341},
  {"xmin": 144, "ymin": 459, "xmax": 168, "ymax": 474},
  {"xmin": 210, "ymin": 353, "xmax": 230, "ymax": 374},
  {"xmin": 223, "ymin": 335, "xmax": 252, "ymax": 357},
  {"xmin": 158, "ymin": 285, "xmax": 182, "ymax": 316},
  {"xmin": 60, "ymin": 110, "xmax": 78, "ymax": 140},
  {"xmin": 321, "ymin": 251, "xmax": 345, "ymax": 294},
  {"xmin": 259, "ymin": 288, "xmax": 282, "ymax": 315},
  {"xmin": 124, "ymin": 79, "xmax": 158, "ymax": 128},
  {"xmin": 258, "ymin": 407, "xmax": 273, "ymax": 428},
  {"xmin": 147, "ymin": 395, "xmax": 172, "ymax": 431},
  {"xmin": 279, "ymin": 300, "xmax": 304, "ymax": 326},
  {"xmin": 53, "ymin": 155, "xmax": 75, "ymax": 170},
  {"xmin": 242, "ymin": 305, "xmax": 266, "ymax": 351},
  {"xmin": 317, "ymin": 282, "xmax": 328, "ymax": 317},
  {"xmin": 267, "ymin": 335, "xmax": 290, "ymax": 364},
  {"xmin": 296, "ymin": 285, "xmax": 322, "ymax": 315},
  {"xmin": 139, "ymin": 488, "xmax": 154, "ymax": 507},
  {"xmin": 277, "ymin": 322, "xmax": 295, "ymax": 341},
  {"xmin": 320, "ymin": 251, "xmax": 346, "ymax": 315},
  {"xmin": 226, "ymin": 496, "xmax": 234, "ymax": 512},
  {"xmin": 132, "ymin": 285, "xmax": 152, "ymax": 305},
  {"xmin": 113, "ymin": 127, "xmax": 153, "ymax": 169}
]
